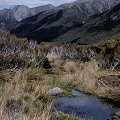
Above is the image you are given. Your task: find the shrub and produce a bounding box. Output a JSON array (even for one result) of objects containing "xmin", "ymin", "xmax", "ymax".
[{"xmin": 43, "ymin": 58, "xmax": 52, "ymax": 69}]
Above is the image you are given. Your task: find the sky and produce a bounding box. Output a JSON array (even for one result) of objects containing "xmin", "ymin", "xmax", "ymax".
[{"xmin": 0, "ymin": 0, "xmax": 77, "ymax": 9}]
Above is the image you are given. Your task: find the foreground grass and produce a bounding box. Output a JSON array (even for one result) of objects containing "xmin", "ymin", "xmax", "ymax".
[
  {"xmin": 0, "ymin": 68, "xmax": 51, "ymax": 120},
  {"xmin": 0, "ymin": 58, "xmax": 119, "ymax": 120},
  {"xmin": 48, "ymin": 55, "xmax": 120, "ymax": 96},
  {"xmin": 0, "ymin": 67, "xmax": 84, "ymax": 120}
]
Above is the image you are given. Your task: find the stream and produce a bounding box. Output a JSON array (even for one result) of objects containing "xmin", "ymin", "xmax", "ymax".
[{"xmin": 52, "ymin": 90, "xmax": 120, "ymax": 120}]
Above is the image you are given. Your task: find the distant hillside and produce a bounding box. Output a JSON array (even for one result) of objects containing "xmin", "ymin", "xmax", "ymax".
[
  {"xmin": 0, "ymin": 4, "xmax": 54, "ymax": 30},
  {"xmin": 10, "ymin": 0, "xmax": 120, "ymax": 44},
  {"xmin": 53, "ymin": 2, "xmax": 120, "ymax": 44}
]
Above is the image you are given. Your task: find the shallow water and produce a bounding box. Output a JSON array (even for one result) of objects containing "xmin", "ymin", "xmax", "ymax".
[{"xmin": 52, "ymin": 90, "xmax": 120, "ymax": 120}]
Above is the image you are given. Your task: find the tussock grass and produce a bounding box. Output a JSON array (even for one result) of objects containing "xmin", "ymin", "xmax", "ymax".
[
  {"xmin": 63, "ymin": 60, "xmax": 79, "ymax": 73},
  {"xmin": 51, "ymin": 111, "xmax": 84, "ymax": 120},
  {"xmin": 0, "ymin": 56, "xmax": 119, "ymax": 119},
  {"xmin": 0, "ymin": 66, "xmax": 82, "ymax": 120},
  {"xmin": 0, "ymin": 68, "xmax": 51, "ymax": 120},
  {"xmin": 47, "ymin": 53, "xmax": 65, "ymax": 71},
  {"xmin": 61, "ymin": 60, "xmax": 106, "ymax": 93},
  {"xmin": 47, "ymin": 54, "xmax": 120, "ymax": 97},
  {"xmin": 60, "ymin": 59, "xmax": 119, "ymax": 96},
  {"xmin": 96, "ymin": 86, "xmax": 120, "ymax": 96}
]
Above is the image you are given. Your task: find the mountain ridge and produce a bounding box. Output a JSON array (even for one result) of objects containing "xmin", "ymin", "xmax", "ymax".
[
  {"xmin": 53, "ymin": 2, "xmax": 120, "ymax": 44},
  {"xmin": 10, "ymin": 0, "xmax": 120, "ymax": 44},
  {"xmin": 0, "ymin": 4, "xmax": 54, "ymax": 30}
]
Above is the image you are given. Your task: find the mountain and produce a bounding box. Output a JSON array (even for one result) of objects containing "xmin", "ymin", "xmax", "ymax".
[
  {"xmin": 53, "ymin": 2, "xmax": 120, "ymax": 44},
  {"xmin": 0, "ymin": 4, "xmax": 54, "ymax": 30},
  {"xmin": 10, "ymin": 0, "xmax": 120, "ymax": 43}
]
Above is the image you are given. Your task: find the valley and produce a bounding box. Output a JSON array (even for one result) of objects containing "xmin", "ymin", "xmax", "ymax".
[{"xmin": 10, "ymin": 0, "xmax": 120, "ymax": 44}]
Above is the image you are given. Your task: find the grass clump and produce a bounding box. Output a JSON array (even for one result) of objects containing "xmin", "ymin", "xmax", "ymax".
[
  {"xmin": 0, "ymin": 68, "xmax": 51, "ymax": 119},
  {"xmin": 50, "ymin": 111, "xmax": 83, "ymax": 120}
]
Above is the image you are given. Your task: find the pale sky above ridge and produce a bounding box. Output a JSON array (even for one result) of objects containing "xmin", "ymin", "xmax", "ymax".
[{"xmin": 0, "ymin": 0, "xmax": 77, "ymax": 9}]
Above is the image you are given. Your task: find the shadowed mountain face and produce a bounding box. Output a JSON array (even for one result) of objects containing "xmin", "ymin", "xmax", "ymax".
[
  {"xmin": 0, "ymin": 4, "xmax": 54, "ymax": 30},
  {"xmin": 10, "ymin": 0, "xmax": 120, "ymax": 43},
  {"xmin": 53, "ymin": 3, "xmax": 120, "ymax": 44}
]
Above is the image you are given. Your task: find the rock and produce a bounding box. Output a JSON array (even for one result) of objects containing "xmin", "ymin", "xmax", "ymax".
[
  {"xmin": 48, "ymin": 87, "xmax": 63, "ymax": 96},
  {"xmin": 96, "ymin": 75, "xmax": 120, "ymax": 87}
]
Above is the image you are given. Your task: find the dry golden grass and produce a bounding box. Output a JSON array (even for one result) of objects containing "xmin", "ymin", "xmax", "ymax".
[
  {"xmin": 0, "ymin": 66, "xmax": 83, "ymax": 120},
  {"xmin": 0, "ymin": 55, "xmax": 119, "ymax": 120},
  {"xmin": 0, "ymin": 68, "xmax": 51, "ymax": 120},
  {"xmin": 0, "ymin": 106, "xmax": 51, "ymax": 120},
  {"xmin": 60, "ymin": 59, "xmax": 119, "ymax": 95},
  {"xmin": 61, "ymin": 60, "xmax": 98, "ymax": 91},
  {"xmin": 95, "ymin": 86, "xmax": 120, "ymax": 96},
  {"xmin": 47, "ymin": 54, "xmax": 120, "ymax": 97},
  {"xmin": 63, "ymin": 60, "xmax": 79, "ymax": 73},
  {"xmin": 47, "ymin": 53, "xmax": 65, "ymax": 70},
  {"xmin": 47, "ymin": 53, "xmax": 60, "ymax": 63}
]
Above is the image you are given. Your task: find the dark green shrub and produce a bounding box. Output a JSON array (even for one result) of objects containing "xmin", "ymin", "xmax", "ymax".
[{"xmin": 42, "ymin": 58, "xmax": 51, "ymax": 69}]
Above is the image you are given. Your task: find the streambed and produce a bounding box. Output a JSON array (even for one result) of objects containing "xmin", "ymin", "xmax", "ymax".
[{"xmin": 52, "ymin": 90, "xmax": 120, "ymax": 120}]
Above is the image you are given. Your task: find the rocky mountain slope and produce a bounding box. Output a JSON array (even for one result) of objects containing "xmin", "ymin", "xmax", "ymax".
[
  {"xmin": 53, "ymin": 2, "xmax": 120, "ymax": 44},
  {"xmin": 0, "ymin": 4, "xmax": 54, "ymax": 30},
  {"xmin": 10, "ymin": 0, "xmax": 120, "ymax": 43}
]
